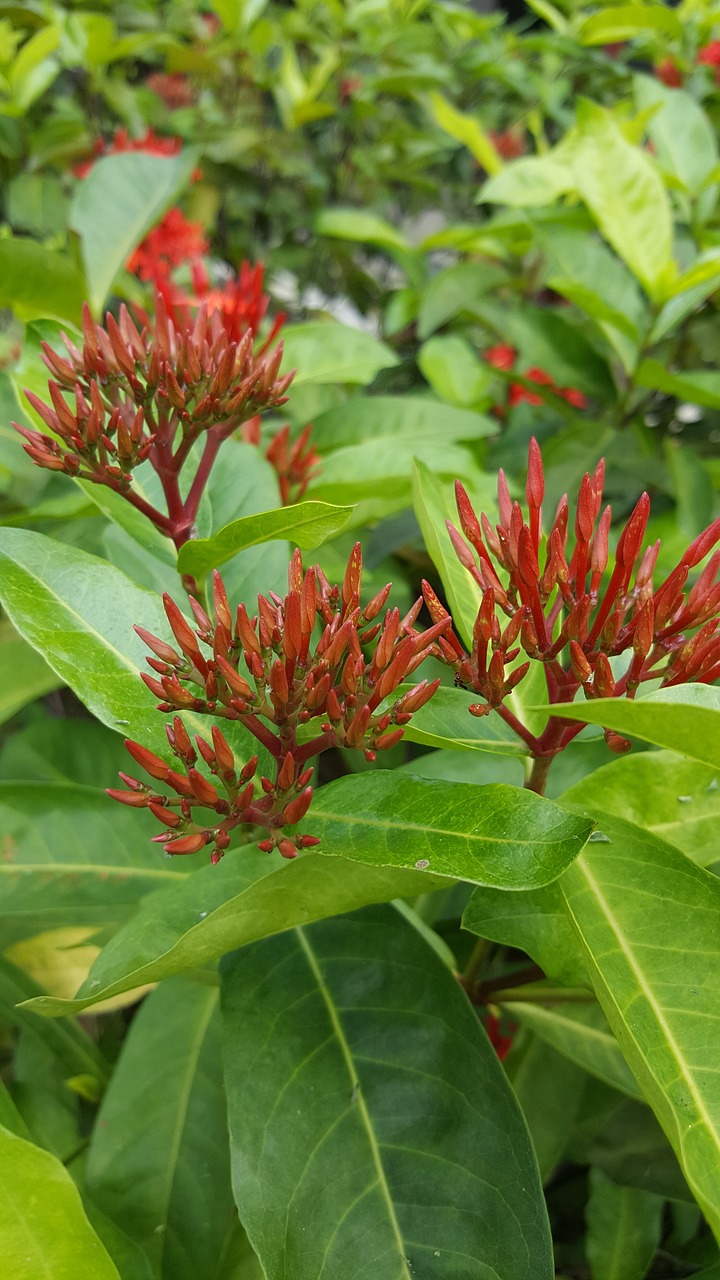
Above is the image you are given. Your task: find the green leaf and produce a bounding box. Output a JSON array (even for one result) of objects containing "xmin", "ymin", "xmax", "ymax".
[
  {"xmin": 480, "ymin": 156, "xmax": 575, "ymax": 207},
  {"xmin": 559, "ymin": 809, "xmax": 720, "ymax": 1234},
  {"xmin": 75, "ymin": 477, "xmax": 178, "ymax": 569},
  {"xmin": 304, "ymin": 772, "xmax": 592, "ymax": 887},
  {"xmin": 395, "ymin": 684, "xmax": 529, "ymax": 756},
  {"xmin": 0, "ymin": 529, "xmax": 255, "ymax": 766},
  {"xmin": 417, "ymin": 262, "xmax": 508, "ymax": 337},
  {"xmin": 315, "ymin": 207, "xmax": 411, "ymax": 253},
  {"xmin": 508, "ymin": 1038, "xmax": 586, "ymax": 1182},
  {"xmin": 578, "ymin": 4, "xmax": 682, "ymax": 44},
  {"xmin": 412, "ymin": 458, "xmax": 490, "ymax": 648},
  {"xmin": 0, "ymin": 1124, "xmax": 121, "ymax": 1280},
  {"xmin": 0, "ymin": 237, "xmax": 86, "ymax": 325},
  {"xmin": 0, "ymin": 618, "xmax": 61, "ymax": 724},
  {"xmin": 0, "ymin": 780, "xmax": 186, "ymax": 945},
  {"xmin": 24, "ymin": 850, "xmax": 450, "ymax": 1017},
  {"xmin": 666, "ymin": 439, "xmax": 713, "ymax": 538},
  {"xmin": 509, "ymin": 1002, "xmax": 643, "ymax": 1100},
  {"xmin": 572, "ymin": 100, "xmax": 675, "ymax": 301},
  {"xmin": 636, "ymin": 358, "xmax": 720, "ymax": 408},
  {"xmin": 86, "ymin": 978, "xmax": 238, "ymax": 1279},
  {"xmin": 311, "ymin": 395, "xmax": 496, "ymax": 452},
  {"xmin": 463, "ymin": 881, "xmax": 589, "ymax": 988},
  {"xmin": 635, "ymin": 74, "xmax": 718, "ymax": 197},
  {"xmin": 585, "ymin": 1168, "xmax": 663, "ymax": 1280},
  {"xmin": 70, "ymin": 150, "xmax": 199, "ymax": 312},
  {"xmin": 544, "ymin": 688, "xmax": 720, "ymax": 770},
  {"xmin": 0, "ymin": 954, "xmax": 108, "ymax": 1085},
  {"xmin": 280, "ymin": 322, "xmax": 399, "ymax": 386},
  {"xmin": 427, "ymin": 91, "xmax": 502, "ymax": 175},
  {"xmin": 561, "ymin": 750, "xmax": 720, "ymax": 869},
  {"xmin": 309, "ymin": 436, "xmax": 475, "ymax": 514},
  {"xmin": 417, "ymin": 334, "xmax": 494, "ymax": 407},
  {"xmin": 221, "ymin": 905, "xmax": 553, "ymax": 1279},
  {"xmin": 177, "ymin": 500, "xmax": 353, "ymax": 581}
]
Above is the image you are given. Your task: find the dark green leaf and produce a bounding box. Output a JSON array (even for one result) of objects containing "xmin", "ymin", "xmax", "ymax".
[
  {"xmin": 509, "ymin": 1002, "xmax": 643, "ymax": 1100},
  {"xmin": 280, "ymin": 322, "xmax": 399, "ymax": 386},
  {"xmin": 311, "ymin": 395, "xmax": 496, "ymax": 452},
  {"xmin": 585, "ymin": 1168, "xmax": 663, "ymax": 1280},
  {"xmin": 0, "ymin": 618, "xmax": 61, "ymax": 724},
  {"xmin": 221, "ymin": 905, "xmax": 553, "ymax": 1279}
]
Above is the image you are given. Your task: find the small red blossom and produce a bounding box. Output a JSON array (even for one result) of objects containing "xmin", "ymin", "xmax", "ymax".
[
  {"xmin": 486, "ymin": 350, "xmax": 588, "ymax": 411},
  {"xmin": 485, "ymin": 344, "xmax": 517, "ymax": 372},
  {"xmin": 111, "ymin": 546, "xmax": 447, "ymax": 862},
  {"xmin": 655, "ymin": 58, "xmax": 683, "ymax": 87},
  {"xmin": 424, "ymin": 438, "xmax": 720, "ymax": 771},
  {"xmin": 485, "ymin": 1013, "xmax": 515, "ymax": 1061},
  {"xmin": 146, "ymin": 72, "xmax": 196, "ymax": 109},
  {"xmin": 488, "ymin": 129, "xmax": 526, "ymax": 160},
  {"xmin": 128, "ymin": 208, "xmax": 208, "ymax": 288},
  {"xmin": 163, "ymin": 260, "xmax": 286, "ymax": 352},
  {"xmin": 73, "ymin": 128, "xmax": 183, "ymax": 177},
  {"xmin": 699, "ymin": 40, "xmax": 720, "ymax": 66}
]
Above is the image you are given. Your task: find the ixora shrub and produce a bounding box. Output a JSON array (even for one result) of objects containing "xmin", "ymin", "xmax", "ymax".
[{"xmin": 0, "ymin": 287, "xmax": 719, "ymax": 1279}]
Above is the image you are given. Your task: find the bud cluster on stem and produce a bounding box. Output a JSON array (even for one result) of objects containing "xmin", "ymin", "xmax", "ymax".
[
  {"xmin": 15, "ymin": 286, "xmax": 293, "ymax": 555},
  {"xmin": 424, "ymin": 438, "xmax": 720, "ymax": 779},
  {"xmin": 109, "ymin": 544, "xmax": 447, "ymax": 862}
]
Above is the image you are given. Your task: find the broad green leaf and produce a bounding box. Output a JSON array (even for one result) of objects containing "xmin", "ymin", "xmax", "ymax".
[
  {"xmin": 309, "ymin": 436, "xmax": 475, "ymax": 513},
  {"xmin": 70, "ymin": 150, "xmax": 198, "ymax": 312},
  {"xmin": 417, "ymin": 334, "xmax": 494, "ymax": 407},
  {"xmin": 24, "ymin": 851, "xmax": 450, "ymax": 1017},
  {"xmin": 304, "ymin": 772, "xmax": 592, "ymax": 886},
  {"xmin": 0, "ymin": 237, "xmax": 86, "ymax": 325},
  {"xmin": 396, "ymin": 684, "xmax": 529, "ymax": 756},
  {"xmin": 75, "ymin": 477, "xmax": 178, "ymax": 569},
  {"xmin": 221, "ymin": 905, "xmax": 553, "ymax": 1279},
  {"xmin": 0, "ymin": 956, "xmax": 108, "ymax": 1084},
  {"xmin": 463, "ymin": 881, "xmax": 589, "ymax": 988},
  {"xmin": 417, "ymin": 262, "xmax": 507, "ymax": 337},
  {"xmin": 0, "ymin": 780, "xmax": 185, "ymax": 945},
  {"xmin": 509, "ymin": 1002, "xmax": 643, "ymax": 1100},
  {"xmin": 311, "ymin": 395, "xmax": 496, "ymax": 452},
  {"xmin": 545, "ymin": 688, "xmax": 720, "ymax": 770},
  {"xmin": 561, "ymin": 751, "xmax": 720, "ymax": 868},
  {"xmin": 0, "ymin": 618, "xmax": 61, "ymax": 724},
  {"xmin": 559, "ymin": 809, "xmax": 720, "ymax": 1235},
  {"xmin": 0, "ymin": 715, "xmax": 132, "ymax": 786},
  {"xmin": 480, "ymin": 157, "xmax": 575, "ymax": 207},
  {"xmin": 569, "ymin": 1091, "xmax": 692, "ymax": 1204},
  {"xmin": 87, "ymin": 978, "xmax": 238, "ymax": 1280},
  {"xmin": 579, "ymin": 4, "xmax": 682, "ymax": 44},
  {"xmin": 636, "ymin": 358, "xmax": 720, "ymax": 408},
  {"xmin": 585, "ymin": 1168, "xmax": 663, "ymax": 1280},
  {"xmin": 0, "ymin": 1125, "xmax": 121, "ymax": 1280},
  {"xmin": 412, "ymin": 458, "xmax": 490, "ymax": 649},
  {"xmin": 427, "ymin": 91, "xmax": 502, "ymax": 175},
  {"xmin": 280, "ymin": 321, "xmax": 399, "ymax": 386},
  {"xmin": 635, "ymin": 75, "xmax": 718, "ymax": 197},
  {"xmin": 666, "ymin": 439, "xmax": 713, "ymax": 538},
  {"xmin": 177, "ymin": 500, "xmax": 353, "ymax": 581},
  {"xmin": 667, "ymin": 252, "xmax": 720, "ymax": 297},
  {"xmin": 572, "ymin": 100, "xmax": 675, "ymax": 301},
  {"xmin": 0, "ymin": 529, "xmax": 256, "ymax": 767},
  {"xmin": 315, "ymin": 207, "xmax": 411, "ymax": 254}
]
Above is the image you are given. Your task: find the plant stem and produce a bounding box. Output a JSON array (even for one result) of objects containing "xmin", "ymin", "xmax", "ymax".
[
  {"xmin": 461, "ymin": 936, "xmax": 492, "ymax": 989},
  {"xmin": 525, "ymin": 753, "xmax": 554, "ymax": 795},
  {"xmin": 488, "ymin": 985, "xmax": 594, "ymax": 1004}
]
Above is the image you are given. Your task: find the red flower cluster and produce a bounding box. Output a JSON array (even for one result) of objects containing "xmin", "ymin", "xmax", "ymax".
[
  {"xmin": 656, "ymin": 41, "xmax": 720, "ymax": 87},
  {"xmin": 73, "ymin": 128, "xmax": 182, "ymax": 178},
  {"xmin": 146, "ymin": 72, "xmax": 196, "ymax": 109},
  {"xmin": 110, "ymin": 546, "xmax": 447, "ymax": 862},
  {"xmin": 128, "ymin": 208, "xmax": 208, "ymax": 288},
  {"xmin": 485, "ymin": 345, "xmax": 587, "ymax": 410},
  {"xmin": 488, "ymin": 130, "xmax": 526, "ymax": 160},
  {"xmin": 655, "ymin": 58, "xmax": 683, "ymax": 87},
  {"xmin": 163, "ymin": 260, "xmax": 286, "ymax": 353},
  {"xmin": 423, "ymin": 439, "xmax": 720, "ymax": 771},
  {"xmin": 266, "ymin": 425, "xmax": 320, "ymax": 505}
]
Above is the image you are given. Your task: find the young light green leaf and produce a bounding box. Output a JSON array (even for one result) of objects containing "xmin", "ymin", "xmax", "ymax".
[
  {"xmin": 86, "ymin": 978, "xmax": 238, "ymax": 1280},
  {"xmin": 0, "ymin": 237, "xmax": 86, "ymax": 325},
  {"xmin": 315, "ymin": 207, "xmax": 411, "ymax": 253},
  {"xmin": 585, "ymin": 1168, "xmax": 663, "ymax": 1280},
  {"xmin": 561, "ymin": 751, "xmax": 720, "ymax": 868},
  {"xmin": 417, "ymin": 261, "xmax": 507, "ymax": 337},
  {"xmin": 579, "ymin": 4, "xmax": 682, "ymax": 44},
  {"xmin": 634, "ymin": 74, "xmax": 718, "ymax": 197},
  {"xmin": 0, "ymin": 1124, "xmax": 121, "ymax": 1280},
  {"xmin": 304, "ymin": 772, "xmax": 593, "ymax": 887},
  {"xmin": 480, "ymin": 157, "xmax": 575, "ymax": 207},
  {"xmin": 280, "ymin": 321, "xmax": 399, "ymax": 386},
  {"xmin": 559, "ymin": 809, "xmax": 720, "ymax": 1235},
  {"xmin": 221, "ymin": 905, "xmax": 554, "ymax": 1279},
  {"xmin": 417, "ymin": 334, "xmax": 494, "ymax": 407},
  {"xmin": 572, "ymin": 100, "xmax": 675, "ymax": 301},
  {"xmin": 544, "ymin": 688, "xmax": 720, "ymax": 770},
  {"xmin": 427, "ymin": 91, "xmax": 502, "ymax": 174},
  {"xmin": 636, "ymin": 358, "xmax": 720, "ymax": 408},
  {"xmin": 24, "ymin": 851, "xmax": 450, "ymax": 1018},
  {"xmin": 177, "ymin": 500, "xmax": 353, "ymax": 581},
  {"xmin": 71, "ymin": 150, "xmax": 199, "ymax": 312}
]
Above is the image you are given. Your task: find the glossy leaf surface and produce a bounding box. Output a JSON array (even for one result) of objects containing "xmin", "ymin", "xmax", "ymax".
[
  {"xmin": 545, "ymin": 688, "xmax": 720, "ymax": 769},
  {"xmin": 221, "ymin": 906, "xmax": 553, "ymax": 1279},
  {"xmin": 177, "ymin": 499, "xmax": 352, "ymax": 580}
]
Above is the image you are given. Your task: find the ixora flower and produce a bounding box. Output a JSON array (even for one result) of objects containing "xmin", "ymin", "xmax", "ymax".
[
  {"xmin": 109, "ymin": 546, "xmax": 447, "ymax": 862},
  {"xmin": 423, "ymin": 439, "xmax": 720, "ymax": 788},
  {"xmin": 15, "ymin": 288, "xmax": 292, "ymax": 552},
  {"xmin": 127, "ymin": 208, "xmax": 208, "ymax": 288},
  {"xmin": 484, "ymin": 345, "xmax": 587, "ymax": 410},
  {"xmin": 73, "ymin": 128, "xmax": 183, "ymax": 178}
]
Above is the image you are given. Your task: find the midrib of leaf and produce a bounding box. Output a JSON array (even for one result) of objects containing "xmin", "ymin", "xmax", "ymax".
[
  {"xmin": 4, "ymin": 1186, "xmax": 56, "ymax": 1280},
  {"xmin": 565, "ymin": 855, "xmax": 720, "ymax": 1157},
  {"xmin": 0, "ymin": 863, "xmax": 182, "ymax": 883},
  {"xmin": 156, "ymin": 985, "xmax": 218, "ymax": 1275},
  {"xmin": 607, "ymin": 1188, "xmax": 633, "ymax": 1280},
  {"xmin": 294, "ymin": 927, "xmax": 412, "ymax": 1280},
  {"xmin": 311, "ymin": 799, "xmax": 562, "ymax": 846}
]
